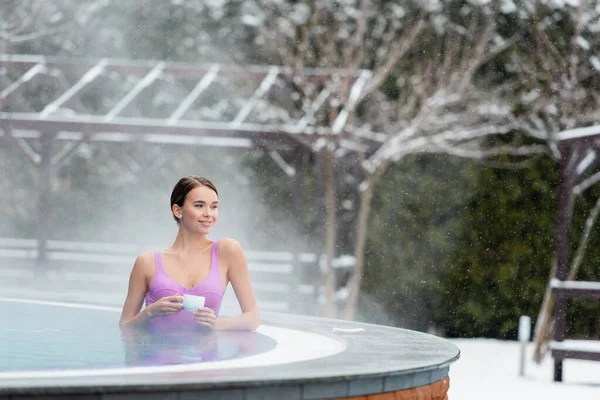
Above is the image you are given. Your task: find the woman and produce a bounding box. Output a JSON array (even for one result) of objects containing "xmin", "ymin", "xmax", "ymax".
[{"xmin": 119, "ymin": 176, "xmax": 260, "ymax": 331}]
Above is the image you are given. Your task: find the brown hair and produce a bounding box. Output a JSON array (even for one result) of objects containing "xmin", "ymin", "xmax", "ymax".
[{"xmin": 170, "ymin": 176, "xmax": 218, "ymax": 222}]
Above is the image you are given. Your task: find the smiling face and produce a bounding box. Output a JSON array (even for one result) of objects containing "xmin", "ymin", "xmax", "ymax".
[{"xmin": 173, "ymin": 185, "xmax": 219, "ymax": 234}]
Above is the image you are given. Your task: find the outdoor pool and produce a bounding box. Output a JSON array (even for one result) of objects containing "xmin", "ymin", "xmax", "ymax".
[{"xmin": 0, "ymin": 297, "xmax": 459, "ymax": 399}]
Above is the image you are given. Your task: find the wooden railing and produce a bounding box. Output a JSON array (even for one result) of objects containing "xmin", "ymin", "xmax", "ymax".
[
  {"xmin": 550, "ymin": 278, "xmax": 600, "ymax": 380},
  {"xmin": 0, "ymin": 237, "xmax": 320, "ymax": 314}
]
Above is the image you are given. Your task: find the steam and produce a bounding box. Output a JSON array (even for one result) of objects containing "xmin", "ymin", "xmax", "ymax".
[{"xmin": 0, "ymin": 1, "xmax": 316, "ymax": 316}]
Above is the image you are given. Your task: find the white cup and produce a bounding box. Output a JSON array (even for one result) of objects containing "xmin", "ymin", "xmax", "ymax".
[{"xmin": 182, "ymin": 294, "xmax": 205, "ymax": 311}]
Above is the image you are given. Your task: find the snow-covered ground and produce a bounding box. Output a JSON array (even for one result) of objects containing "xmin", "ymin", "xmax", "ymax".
[{"xmin": 448, "ymin": 339, "xmax": 600, "ymax": 399}]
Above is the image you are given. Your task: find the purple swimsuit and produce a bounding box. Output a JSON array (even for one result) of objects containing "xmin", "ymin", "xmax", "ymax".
[{"xmin": 145, "ymin": 240, "xmax": 224, "ymax": 330}]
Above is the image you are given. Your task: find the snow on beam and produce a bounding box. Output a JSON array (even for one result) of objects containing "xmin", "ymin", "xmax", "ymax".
[
  {"xmin": 231, "ymin": 66, "xmax": 279, "ymax": 127},
  {"xmin": 331, "ymin": 70, "xmax": 372, "ymax": 134},
  {"xmin": 295, "ymin": 87, "xmax": 331, "ymax": 131},
  {"xmin": 6, "ymin": 129, "xmax": 40, "ymax": 139},
  {"xmin": 0, "ymin": 113, "xmax": 300, "ymax": 150},
  {"xmin": 40, "ymin": 59, "xmax": 107, "ymax": 118},
  {"xmin": 51, "ymin": 132, "xmax": 250, "ymax": 152},
  {"xmin": 50, "ymin": 139, "xmax": 86, "ymax": 167},
  {"xmin": 267, "ymin": 150, "xmax": 296, "ymax": 177},
  {"xmin": 555, "ymin": 125, "xmax": 600, "ymax": 142},
  {"xmin": 139, "ymin": 134, "xmax": 253, "ymax": 148},
  {"xmin": 5, "ymin": 133, "xmax": 41, "ymax": 165},
  {"xmin": 550, "ymin": 278, "xmax": 600, "ymax": 299},
  {"xmin": 0, "ymin": 63, "xmax": 46, "ymax": 101},
  {"xmin": 0, "ymin": 112, "xmax": 301, "ymax": 136},
  {"xmin": 550, "ymin": 278, "xmax": 600, "ymax": 290},
  {"xmin": 168, "ymin": 64, "xmax": 220, "ymax": 125},
  {"xmin": 15, "ymin": 137, "xmax": 41, "ymax": 164},
  {"xmin": 551, "ymin": 340, "xmax": 600, "ymax": 353},
  {"xmin": 104, "ymin": 62, "xmax": 165, "ymax": 121},
  {"xmin": 0, "ymin": 54, "xmax": 367, "ymax": 79}
]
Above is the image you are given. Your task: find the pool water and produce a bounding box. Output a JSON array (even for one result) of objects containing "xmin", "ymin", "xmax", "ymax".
[{"xmin": 0, "ymin": 300, "xmax": 276, "ymax": 372}]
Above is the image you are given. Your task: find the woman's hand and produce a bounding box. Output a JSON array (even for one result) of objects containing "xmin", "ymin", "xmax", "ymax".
[
  {"xmin": 147, "ymin": 294, "xmax": 183, "ymax": 318},
  {"xmin": 193, "ymin": 307, "xmax": 217, "ymax": 330}
]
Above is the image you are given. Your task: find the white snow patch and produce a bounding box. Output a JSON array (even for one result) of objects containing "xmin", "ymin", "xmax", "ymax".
[{"xmin": 448, "ymin": 339, "xmax": 600, "ymax": 400}]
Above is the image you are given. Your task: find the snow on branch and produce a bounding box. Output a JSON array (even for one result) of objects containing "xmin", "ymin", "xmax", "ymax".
[
  {"xmin": 0, "ymin": 1, "xmax": 109, "ymax": 51},
  {"xmin": 574, "ymin": 170, "xmax": 600, "ymax": 194},
  {"xmin": 254, "ymin": 0, "xmax": 427, "ymax": 115},
  {"xmin": 515, "ymin": 2, "xmax": 600, "ymax": 159},
  {"xmin": 430, "ymin": 142, "xmax": 549, "ymax": 159},
  {"xmin": 364, "ymin": 92, "xmax": 519, "ymax": 173},
  {"xmin": 0, "ymin": 26, "xmax": 66, "ymax": 44}
]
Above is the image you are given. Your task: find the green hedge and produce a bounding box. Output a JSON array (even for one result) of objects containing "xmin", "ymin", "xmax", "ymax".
[{"xmin": 359, "ymin": 153, "xmax": 600, "ymax": 339}]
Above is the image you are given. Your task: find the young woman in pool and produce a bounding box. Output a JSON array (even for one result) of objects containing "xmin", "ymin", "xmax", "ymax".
[{"xmin": 119, "ymin": 176, "xmax": 260, "ymax": 331}]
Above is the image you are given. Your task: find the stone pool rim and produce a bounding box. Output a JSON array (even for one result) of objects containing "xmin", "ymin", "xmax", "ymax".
[{"xmin": 0, "ymin": 298, "xmax": 460, "ymax": 399}]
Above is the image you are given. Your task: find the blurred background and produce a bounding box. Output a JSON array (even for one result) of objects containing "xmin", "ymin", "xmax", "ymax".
[{"xmin": 1, "ymin": 0, "xmax": 599, "ymax": 364}]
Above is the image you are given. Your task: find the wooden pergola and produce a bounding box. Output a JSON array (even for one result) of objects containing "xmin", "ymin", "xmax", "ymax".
[
  {"xmin": 547, "ymin": 126, "xmax": 600, "ymax": 381},
  {"xmin": 0, "ymin": 53, "xmax": 374, "ymax": 264}
]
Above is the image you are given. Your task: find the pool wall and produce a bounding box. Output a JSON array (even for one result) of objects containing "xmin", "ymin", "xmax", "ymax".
[{"xmin": 0, "ymin": 298, "xmax": 459, "ymax": 400}]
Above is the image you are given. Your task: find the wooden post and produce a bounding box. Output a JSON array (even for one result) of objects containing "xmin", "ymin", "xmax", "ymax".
[
  {"xmin": 322, "ymin": 145, "xmax": 338, "ymax": 318},
  {"xmin": 37, "ymin": 132, "xmax": 55, "ymax": 269},
  {"xmin": 291, "ymin": 148, "xmax": 308, "ymax": 228},
  {"xmin": 553, "ymin": 147, "xmax": 575, "ymax": 382}
]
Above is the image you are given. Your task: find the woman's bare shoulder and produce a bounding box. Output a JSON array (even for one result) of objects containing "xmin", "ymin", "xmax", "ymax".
[
  {"xmin": 217, "ymin": 238, "xmax": 244, "ymax": 260},
  {"xmin": 132, "ymin": 251, "xmax": 156, "ymax": 274},
  {"xmin": 218, "ymin": 238, "xmax": 241, "ymax": 250}
]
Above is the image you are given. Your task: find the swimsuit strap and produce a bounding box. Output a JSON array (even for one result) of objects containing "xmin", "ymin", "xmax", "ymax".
[
  {"xmin": 211, "ymin": 240, "xmax": 220, "ymax": 273},
  {"xmin": 154, "ymin": 252, "xmax": 162, "ymax": 270},
  {"xmin": 153, "ymin": 251, "xmax": 167, "ymax": 276}
]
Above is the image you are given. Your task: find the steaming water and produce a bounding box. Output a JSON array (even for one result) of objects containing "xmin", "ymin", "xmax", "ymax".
[{"xmin": 0, "ymin": 300, "xmax": 276, "ymax": 372}]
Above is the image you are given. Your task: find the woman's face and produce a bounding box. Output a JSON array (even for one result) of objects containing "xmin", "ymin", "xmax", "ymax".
[{"xmin": 175, "ymin": 185, "xmax": 219, "ymax": 234}]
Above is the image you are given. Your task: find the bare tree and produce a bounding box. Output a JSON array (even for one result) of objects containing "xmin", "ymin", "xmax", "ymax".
[
  {"xmin": 343, "ymin": 4, "xmax": 554, "ymax": 319},
  {"xmin": 247, "ymin": 0, "xmax": 549, "ymax": 317},
  {"xmin": 246, "ymin": 0, "xmax": 427, "ymax": 316}
]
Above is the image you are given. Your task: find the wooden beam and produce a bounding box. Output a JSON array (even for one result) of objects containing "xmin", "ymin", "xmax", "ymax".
[
  {"xmin": 0, "ymin": 54, "xmax": 365, "ymax": 80},
  {"xmin": 0, "ymin": 113, "xmax": 303, "ymax": 149},
  {"xmin": 104, "ymin": 62, "xmax": 165, "ymax": 121},
  {"xmin": 168, "ymin": 64, "xmax": 220, "ymax": 124},
  {"xmin": 551, "ymin": 279, "xmax": 600, "ymax": 299},
  {"xmin": 40, "ymin": 59, "xmax": 107, "ymax": 118}
]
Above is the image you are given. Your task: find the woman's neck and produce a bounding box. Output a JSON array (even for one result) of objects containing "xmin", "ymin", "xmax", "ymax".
[{"xmin": 170, "ymin": 229, "xmax": 211, "ymax": 253}]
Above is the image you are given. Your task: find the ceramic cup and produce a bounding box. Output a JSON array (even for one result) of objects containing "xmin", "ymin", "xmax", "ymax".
[{"xmin": 182, "ymin": 294, "xmax": 205, "ymax": 311}]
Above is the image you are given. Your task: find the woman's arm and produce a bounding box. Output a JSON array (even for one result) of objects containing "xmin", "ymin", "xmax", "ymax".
[
  {"xmin": 119, "ymin": 252, "xmax": 154, "ymax": 328},
  {"xmin": 215, "ymin": 239, "xmax": 260, "ymax": 331}
]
